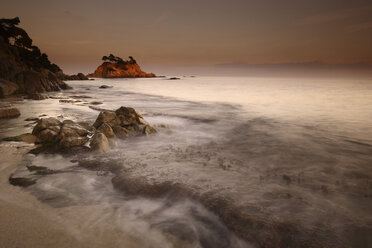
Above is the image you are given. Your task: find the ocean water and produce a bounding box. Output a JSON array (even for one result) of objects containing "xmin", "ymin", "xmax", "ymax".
[{"xmin": 1, "ymin": 76, "xmax": 372, "ymax": 247}]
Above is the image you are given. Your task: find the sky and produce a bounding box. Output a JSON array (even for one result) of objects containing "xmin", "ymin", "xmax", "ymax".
[{"xmin": 1, "ymin": 0, "xmax": 372, "ymax": 76}]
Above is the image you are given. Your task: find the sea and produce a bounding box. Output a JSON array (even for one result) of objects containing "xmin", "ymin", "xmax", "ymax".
[{"xmin": 1, "ymin": 76, "xmax": 372, "ymax": 248}]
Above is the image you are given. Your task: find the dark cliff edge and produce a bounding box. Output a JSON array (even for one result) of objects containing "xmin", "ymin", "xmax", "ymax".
[
  {"xmin": 88, "ymin": 54, "xmax": 156, "ymax": 78},
  {"xmin": 0, "ymin": 17, "xmax": 87, "ymax": 98}
]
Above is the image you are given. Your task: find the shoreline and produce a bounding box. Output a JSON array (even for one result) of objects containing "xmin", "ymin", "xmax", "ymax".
[{"xmin": 0, "ymin": 142, "xmax": 141, "ymax": 248}]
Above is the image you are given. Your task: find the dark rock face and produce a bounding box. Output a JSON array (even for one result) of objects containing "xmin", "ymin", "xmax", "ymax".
[
  {"xmin": 0, "ymin": 18, "xmax": 72, "ymax": 98},
  {"xmin": 27, "ymin": 93, "xmax": 46, "ymax": 100},
  {"xmin": 0, "ymin": 102, "xmax": 20, "ymax": 118}
]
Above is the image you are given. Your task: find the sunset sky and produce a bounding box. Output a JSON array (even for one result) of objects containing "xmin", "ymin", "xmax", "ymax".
[{"xmin": 2, "ymin": 0, "xmax": 372, "ymax": 75}]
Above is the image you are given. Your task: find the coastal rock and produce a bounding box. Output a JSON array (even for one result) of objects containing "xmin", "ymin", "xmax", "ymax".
[
  {"xmin": 0, "ymin": 102, "xmax": 21, "ymax": 118},
  {"xmin": 36, "ymin": 126, "xmax": 60, "ymax": 142},
  {"xmin": 144, "ymin": 125, "xmax": 157, "ymax": 136},
  {"xmin": 112, "ymin": 125, "xmax": 130, "ymax": 138},
  {"xmin": 93, "ymin": 111, "xmax": 120, "ymax": 128},
  {"xmin": 0, "ymin": 18, "xmax": 72, "ymax": 98},
  {"xmin": 28, "ymin": 93, "xmax": 46, "ymax": 100},
  {"xmin": 0, "ymin": 79, "xmax": 19, "ymax": 98},
  {"xmin": 57, "ymin": 120, "xmax": 89, "ymax": 148},
  {"xmin": 90, "ymin": 132, "xmax": 110, "ymax": 153},
  {"xmin": 168, "ymin": 77, "xmax": 180, "ymax": 80},
  {"xmin": 97, "ymin": 123, "xmax": 115, "ymax": 139},
  {"xmin": 99, "ymin": 85, "xmax": 113, "ymax": 89},
  {"xmin": 60, "ymin": 73, "xmax": 89, "ymax": 81},
  {"xmin": 88, "ymin": 55, "xmax": 156, "ymax": 78},
  {"xmin": 32, "ymin": 117, "xmax": 61, "ymax": 136}
]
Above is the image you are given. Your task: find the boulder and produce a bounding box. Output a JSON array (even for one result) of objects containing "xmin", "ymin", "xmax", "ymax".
[
  {"xmin": 115, "ymin": 106, "xmax": 141, "ymax": 125},
  {"xmin": 57, "ymin": 120, "xmax": 89, "ymax": 148},
  {"xmin": 32, "ymin": 117, "xmax": 61, "ymax": 135},
  {"xmin": 36, "ymin": 126, "xmax": 60, "ymax": 142},
  {"xmin": 77, "ymin": 73, "xmax": 88, "ymax": 80},
  {"xmin": 144, "ymin": 125, "xmax": 157, "ymax": 136},
  {"xmin": 93, "ymin": 111, "xmax": 120, "ymax": 128},
  {"xmin": 97, "ymin": 122, "xmax": 115, "ymax": 139},
  {"xmin": 28, "ymin": 93, "xmax": 46, "ymax": 100},
  {"xmin": 0, "ymin": 103, "xmax": 21, "ymax": 118},
  {"xmin": 99, "ymin": 85, "xmax": 113, "ymax": 89},
  {"xmin": 112, "ymin": 125, "xmax": 129, "ymax": 138},
  {"xmin": 90, "ymin": 132, "xmax": 110, "ymax": 153},
  {"xmin": 92, "ymin": 106, "xmax": 157, "ymax": 138}
]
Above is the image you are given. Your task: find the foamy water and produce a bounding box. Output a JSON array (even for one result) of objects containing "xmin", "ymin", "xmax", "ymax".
[{"xmin": 1, "ymin": 76, "xmax": 372, "ymax": 247}]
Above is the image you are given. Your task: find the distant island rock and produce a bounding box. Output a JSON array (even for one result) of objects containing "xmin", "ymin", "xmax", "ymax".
[{"xmin": 87, "ymin": 54, "xmax": 156, "ymax": 78}]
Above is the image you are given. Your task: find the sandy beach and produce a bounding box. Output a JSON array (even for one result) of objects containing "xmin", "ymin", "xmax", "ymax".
[{"xmin": 0, "ymin": 142, "xmax": 141, "ymax": 248}]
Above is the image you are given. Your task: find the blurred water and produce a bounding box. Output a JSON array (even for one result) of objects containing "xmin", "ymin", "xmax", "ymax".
[{"xmin": 2, "ymin": 76, "xmax": 372, "ymax": 247}]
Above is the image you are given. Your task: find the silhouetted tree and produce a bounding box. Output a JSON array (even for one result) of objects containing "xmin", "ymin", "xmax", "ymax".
[{"xmin": 129, "ymin": 56, "xmax": 137, "ymax": 64}]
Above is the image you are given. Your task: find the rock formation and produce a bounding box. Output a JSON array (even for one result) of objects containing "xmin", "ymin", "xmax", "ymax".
[
  {"xmin": 30, "ymin": 106, "xmax": 156, "ymax": 153},
  {"xmin": 0, "ymin": 17, "xmax": 72, "ymax": 98},
  {"xmin": 0, "ymin": 102, "xmax": 20, "ymax": 118},
  {"xmin": 88, "ymin": 54, "xmax": 156, "ymax": 78}
]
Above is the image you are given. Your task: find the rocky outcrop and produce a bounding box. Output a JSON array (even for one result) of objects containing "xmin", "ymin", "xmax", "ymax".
[
  {"xmin": 0, "ymin": 17, "xmax": 71, "ymax": 98},
  {"xmin": 32, "ymin": 118, "xmax": 89, "ymax": 149},
  {"xmin": 0, "ymin": 102, "xmax": 20, "ymax": 118},
  {"xmin": 90, "ymin": 132, "xmax": 110, "ymax": 153},
  {"xmin": 58, "ymin": 72, "xmax": 89, "ymax": 81},
  {"xmin": 30, "ymin": 106, "xmax": 156, "ymax": 153},
  {"xmin": 88, "ymin": 55, "xmax": 156, "ymax": 78}
]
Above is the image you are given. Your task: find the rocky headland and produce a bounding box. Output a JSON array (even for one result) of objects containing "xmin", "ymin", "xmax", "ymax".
[
  {"xmin": 0, "ymin": 17, "xmax": 88, "ymax": 100},
  {"xmin": 88, "ymin": 54, "xmax": 156, "ymax": 78}
]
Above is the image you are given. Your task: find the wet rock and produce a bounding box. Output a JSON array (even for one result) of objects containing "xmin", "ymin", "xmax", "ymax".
[
  {"xmin": 93, "ymin": 106, "xmax": 156, "ymax": 138},
  {"xmin": 9, "ymin": 176, "xmax": 37, "ymax": 187},
  {"xmin": 99, "ymin": 85, "xmax": 113, "ymax": 89},
  {"xmin": 28, "ymin": 93, "xmax": 46, "ymax": 100},
  {"xmin": 0, "ymin": 102, "xmax": 21, "ymax": 118},
  {"xmin": 112, "ymin": 125, "xmax": 130, "ymax": 138},
  {"xmin": 97, "ymin": 122, "xmax": 115, "ymax": 139},
  {"xmin": 70, "ymin": 95, "xmax": 92, "ymax": 99},
  {"xmin": 93, "ymin": 111, "xmax": 120, "ymax": 128},
  {"xmin": 168, "ymin": 77, "xmax": 180, "ymax": 80},
  {"xmin": 36, "ymin": 126, "xmax": 60, "ymax": 142},
  {"xmin": 59, "ymin": 99, "xmax": 81, "ymax": 103},
  {"xmin": 24, "ymin": 117, "xmax": 39, "ymax": 121},
  {"xmin": 90, "ymin": 132, "xmax": 110, "ymax": 153},
  {"xmin": 115, "ymin": 106, "xmax": 142, "ymax": 125},
  {"xmin": 57, "ymin": 120, "xmax": 89, "ymax": 148},
  {"xmin": 32, "ymin": 117, "xmax": 61, "ymax": 136},
  {"xmin": 90, "ymin": 101, "xmax": 103, "ymax": 105},
  {"xmin": 144, "ymin": 125, "xmax": 157, "ymax": 136}
]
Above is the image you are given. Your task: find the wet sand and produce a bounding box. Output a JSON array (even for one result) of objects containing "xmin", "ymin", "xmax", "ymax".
[{"xmin": 0, "ymin": 142, "xmax": 140, "ymax": 248}]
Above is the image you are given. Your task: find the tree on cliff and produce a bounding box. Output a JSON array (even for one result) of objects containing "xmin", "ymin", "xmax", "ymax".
[
  {"xmin": 101, "ymin": 54, "xmax": 137, "ymax": 65},
  {"xmin": 0, "ymin": 17, "xmax": 32, "ymax": 48},
  {"xmin": 129, "ymin": 56, "xmax": 137, "ymax": 64},
  {"xmin": 0, "ymin": 17, "xmax": 61, "ymax": 73},
  {"xmin": 102, "ymin": 54, "xmax": 125, "ymax": 63}
]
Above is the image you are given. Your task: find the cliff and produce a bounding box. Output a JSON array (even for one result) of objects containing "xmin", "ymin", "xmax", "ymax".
[
  {"xmin": 0, "ymin": 17, "xmax": 73, "ymax": 98},
  {"xmin": 88, "ymin": 55, "xmax": 156, "ymax": 78}
]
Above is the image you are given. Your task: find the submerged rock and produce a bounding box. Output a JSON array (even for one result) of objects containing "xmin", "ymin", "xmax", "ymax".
[
  {"xmin": 0, "ymin": 102, "xmax": 21, "ymax": 118},
  {"xmin": 99, "ymin": 85, "xmax": 113, "ymax": 89}
]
